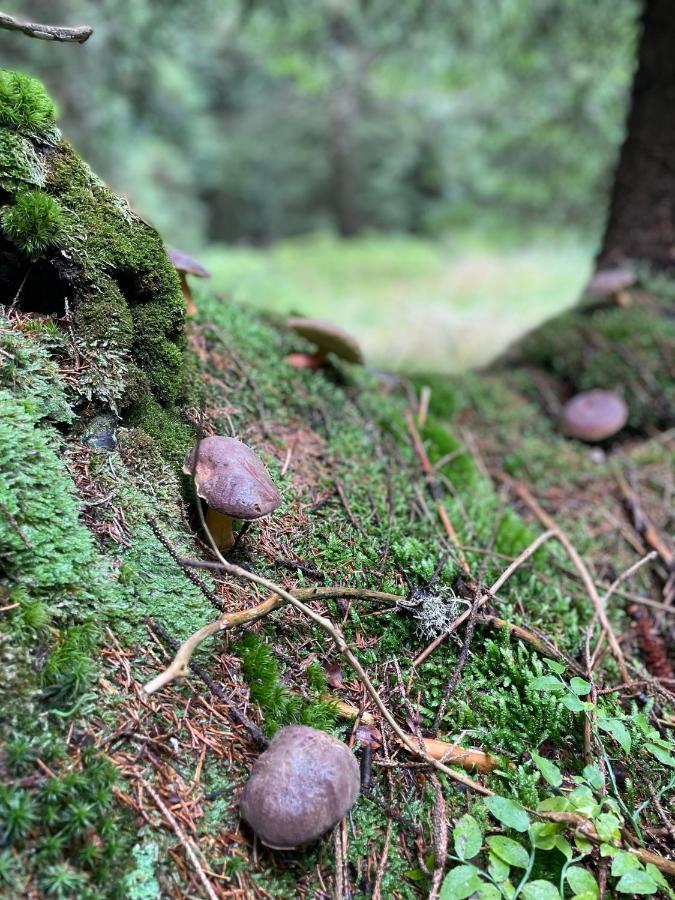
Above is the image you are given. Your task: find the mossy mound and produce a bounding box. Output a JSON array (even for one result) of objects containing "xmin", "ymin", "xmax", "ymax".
[
  {"xmin": 500, "ymin": 285, "xmax": 675, "ymax": 434},
  {"xmin": 0, "ymin": 69, "xmax": 186, "ymax": 420}
]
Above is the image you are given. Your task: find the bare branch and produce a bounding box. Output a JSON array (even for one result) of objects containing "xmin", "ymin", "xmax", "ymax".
[{"xmin": 0, "ymin": 11, "xmax": 93, "ymax": 43}]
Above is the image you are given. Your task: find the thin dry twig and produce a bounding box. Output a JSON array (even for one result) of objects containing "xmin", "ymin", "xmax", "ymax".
[
  {"xmin": 503, "ymin": 476, "xmax": 630, "ymax": 682},
  {"xmin": 0, "ymin": 11, "xmax": 92, "ymax": 42},
  {"xmin": 140, "ymin": 778, "xmax": 219, "ymax": 900}
]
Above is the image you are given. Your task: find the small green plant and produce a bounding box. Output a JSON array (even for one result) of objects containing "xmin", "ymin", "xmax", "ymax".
[
  {"xmin": 0, "ymin": 69, "xmax": 57, "ymax": 135},
  {"xmin": 440, "ymin": 790, "xmax": 675, "ymax": 899},
  {"xmin": 1, "ymin": 189, "xmax": 64, "ymax": 257},
  {"xmin": 234, "ymin": 633, "xmax": 338, "ymax": 735}
]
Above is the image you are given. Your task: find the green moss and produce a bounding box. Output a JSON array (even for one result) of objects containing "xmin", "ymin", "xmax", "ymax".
[
  {"xmin": 0, "ymin": 130, "xmax": 45, "ymax": 189},
  {"xmin": 125, "ymin": 396, "xmax": 193, "ymax": 468},
  {"xmin": 1, "ymin": 188, "xmax": 64, "ymax": 257},
  {"xmin": 234, "ymin": 633, "xmax": 339, "ymax": 736},
  {"xmin": 0, "ymin": 70, "xmax": 57, "ymax": 137},
  {"xmin": 0, "ymin": 70, "xmax": 187, "ymax": 443}
]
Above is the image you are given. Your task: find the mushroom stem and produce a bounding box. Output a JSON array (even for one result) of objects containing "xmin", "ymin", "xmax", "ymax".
[
  {"xmin": 179, "ymin": 272, "xmax": 197, "ymax": 317},
  {"xmin": 287, "ymin": 351, "xmax": 326, "ymax": 370},
  {"xmin": 206, "ymin": 508, "xmax": 235, "ymax": 550}
]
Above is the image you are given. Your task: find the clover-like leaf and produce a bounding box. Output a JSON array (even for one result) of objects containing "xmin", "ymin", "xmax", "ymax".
[
  {"xmin": 439, "ymin": 864, "xmax": 483, "ymax": 900},
  {"xmin": 531, "ymin": 751, "xmax": 562, "ymax": 787},
  {"xmin": 522, "ymin": 880, "xmax": 562, "ymax": 900},
  {"xmin": 486, "ymin": 836, "xmax": 529, "ymax": 869},
  {"xmin": 484, "ymin": 796, "xmax": 530, "ymax": 832},
  {"xmin": 453, "ymin": 813, "xmax": 483, "ymax": 861},
  {"xmin": 566, "ymin": 865, "xmax": 599, "ymax": 898},
  {"xmin": 615, "ymin": 870, "xmax": 659, "ymax": 894}
]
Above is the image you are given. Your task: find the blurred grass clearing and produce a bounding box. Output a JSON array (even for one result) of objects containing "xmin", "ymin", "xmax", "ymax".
[{"xmin": 204, "ymin": 234, "xmax": 593, "ymax": 372}]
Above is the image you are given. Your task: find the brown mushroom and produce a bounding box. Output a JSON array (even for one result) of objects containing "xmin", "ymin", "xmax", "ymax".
[
  {"xmin": 286, "ymin": 317, "xmax": 364, "ymax": 369},
  {"xmin": 560, "ymin": 389, "xmax": 628, "ymax": 442},
  {"xmin": 166, "ymin": 246, "xmax": 210, "ymax": 316},
  {"xmin": 585, "ymin": 267, "xmax": 636, "ymax": 307},
  {"xmin": 240, "ymin": 725, "xmax": 360, "ymax": 850},
  {"xmin": 184, "ymin": 436, "xmax": 280, "ymax": 550}
]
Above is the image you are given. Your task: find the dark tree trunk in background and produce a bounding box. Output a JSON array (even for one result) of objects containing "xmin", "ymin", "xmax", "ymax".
[
  {"xmin": 599, "ymin": 0, "xmax": 675, "ymax": 270},
  {"xmin": 329, "ymin": 88, "xmax": 362, "ymax": 238}
]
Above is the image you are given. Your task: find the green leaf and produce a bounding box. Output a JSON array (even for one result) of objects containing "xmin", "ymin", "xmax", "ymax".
[
  {"xmin": 484, "ymin": 796, "xmax": 531, "ymax": 832},
  {"xmin": 477, "ymin": 885, "xmax": 502, "ymax": 900},
  {"xmin": 570, "ymin": 677, "xmax": 591, "ymax": 695},
  {"xmin": 594, "ymin": 812, "xmax": 621, "ymax": 842},
  {"xmin": 645, "ymin": 742, "xmax": 675, "ymax": 767},
  {"xmin": 566, "ymin": 866, "xmax": 599, "ymax": 897},
  {"xmin": 573, "ymin": 893, "xmax": 600, "ymax": 900},
  {"xmin": 554, "ymin": 836, "xmax": 573, "ymax": 860},
  {"xmin": 599, "ymin": 843, "xmax": 619, "ymax": 858},
  {"xmin": 544, "ymin": 659, "xmax": 566, "ymax": 675},
  {"xmin": 488, "ymin": 852, "xmax": 510, "ymax": 883},
  {"xmin": 598, "ymin": 718, "xmax": 631, "ymax": 754},
  {"xmin": 531, "ymin": 751, "xmax": 562, "ymax": 787},
  {"xmin": 486, "ymin": 836, "xmax": 530, "ymax": 869},
  {"xmin": 531, "ymin": 675, "xmax": 565, "ymax": 693},
  {"xmin": 439, "ymin": 864, "xmax": 483, "ymax": 900},
  {"xmin": 615, "ymin": 870, "xmax": 659, "ymax": 894},
  {"xmin": 530, "ymin": 822, "xmax": 563, "ymax": 850},
  {"xmin": 562, "ymin": 694, "xmax": 592, "ymax": 713},
  {"xmin": 582, "ymin": 765, "xmax": 604, "ymax": 790},
  {"xmin": 522, "ymin": 880, "xmax": 562, "ymax": 900},
  {"xmin": 453, "ymin": 813, "xmax": 483, "ymax": 861},
  {"xmin": 611, "ymin": 851, "xmax": 641, "ymax": 877},
  {"xmin": 537, "ymin": 796, "xmax": 570, "ymax": 813},
  {"xmin": 645, "ymin": 863, "xmax": 670, "ymax": 889}
]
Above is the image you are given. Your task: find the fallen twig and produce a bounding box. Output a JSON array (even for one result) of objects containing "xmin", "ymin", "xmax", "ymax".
[
  {"xmin": 139, "ymin": 778, "xmax": 218, "ymax": 900},
  {"xmin": 0, "ymin": 11, "xmax": 93, "ymax": 42},
  {"xmin": 405, "ymin": 409, "xmax": 471, "ymax": 574},
  {"xmin": 502, "ymin": 476, "xmax": 630, "ymax": 682}
]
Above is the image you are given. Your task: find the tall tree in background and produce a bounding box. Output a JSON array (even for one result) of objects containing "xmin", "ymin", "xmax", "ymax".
[{"xmin": 599, "ymin": 0, "xmax": 675, "ymax": 270}]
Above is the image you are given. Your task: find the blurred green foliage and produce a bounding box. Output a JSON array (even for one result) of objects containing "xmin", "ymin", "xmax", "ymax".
[{"xmin": 0, "ymin": 0, "xmax": 638, "ymax": 247}]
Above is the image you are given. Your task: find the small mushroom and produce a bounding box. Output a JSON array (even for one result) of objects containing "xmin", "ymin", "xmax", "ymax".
[
  {"xmin": 585, "ymin": 267, "xmax": 636, "ymax": 306},
  {"xmin": 183, "ymin": 436, "xmax": 280, "ymax": 550},
  {"xmin": 166, "ymin": 246, "xmax": 210, "ymax": 317},
  {"xmin": 286, "ymin": 317, "xmax": 364, "ymax": 369},
  {"xmin": 560, "ymin": 389, "xmax": 628, "ymax": 442},
  {"xmin": 240, "ymin": 725, "xmax": 360, "ymax": 850}
]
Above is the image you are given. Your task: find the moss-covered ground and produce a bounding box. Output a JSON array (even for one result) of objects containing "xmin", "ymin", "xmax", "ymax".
[{"xmin": 2, "ymin": 69, "xmax": 675, "ymax": 900}]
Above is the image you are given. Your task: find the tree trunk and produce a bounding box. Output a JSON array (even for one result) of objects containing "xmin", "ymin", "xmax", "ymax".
[
  {"xmin": 598, "ymin": 0, "xmax": 675, "ymax": 270},
  {"xmin": 329, "ymin": 87, "xmax": 362, "ymax": 238}
]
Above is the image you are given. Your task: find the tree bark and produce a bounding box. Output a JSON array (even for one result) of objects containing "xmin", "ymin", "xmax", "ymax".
[{"xmin": 598, "ymin": 0, "xmax": 675, "ymax": 270}]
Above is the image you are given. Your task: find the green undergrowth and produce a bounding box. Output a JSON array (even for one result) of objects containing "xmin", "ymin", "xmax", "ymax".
[{"xmin": 2, "ymin": 269, "xmax": 674, "ymax": 896}]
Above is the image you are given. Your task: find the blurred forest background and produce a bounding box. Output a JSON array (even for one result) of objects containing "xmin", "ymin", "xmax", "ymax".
[{"xmin": 0, "ymin": 0, "xmax": 640, "ymax": 368}]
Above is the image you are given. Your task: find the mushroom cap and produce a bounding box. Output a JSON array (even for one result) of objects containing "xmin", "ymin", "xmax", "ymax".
[
  {"xmin": 240, "ymin": 725, "xmax": 360, "ymax": 850},
  {"xmin": 586, "ymin": 267, "xmax": 635, "ymax": 297},
  {"xmin": 561, "ymin": 389, "xmax": 628, "ymax": 442},
  {"xmin": 183, "ymin": 436, "xmax": 280, "ymax": 520},
  {"xmin": 166, "ymin": 246, "xmax": 210, "ymax": 278},
  {"xmin": 287, "ymin": 317, "xmax": 364, "ymax": 364}
]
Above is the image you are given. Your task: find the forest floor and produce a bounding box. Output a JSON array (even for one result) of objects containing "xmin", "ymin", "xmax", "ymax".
[
  {"xmin": 1, "ymin": 278, "xmax": 675, "ymax": 899},
  {"xmin": 203, "ymin": 232, "xmax": 590, "ymax": 372}
]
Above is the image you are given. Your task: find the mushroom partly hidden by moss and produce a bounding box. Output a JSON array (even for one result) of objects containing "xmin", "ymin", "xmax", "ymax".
[
  {"xmin": 239, "ymin": 725, "xmax": 360, "ymax": 850},
  {"xmin": 184, "ymin": 436, "xmax": 281, "ymax": 550},
  {"xmin": 286, "ymin": 316, "xmax": 364, "ymax": 369},
  {"xmin": 166, "ymin": 246, "xmax": 210, "ymax": 317}
]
